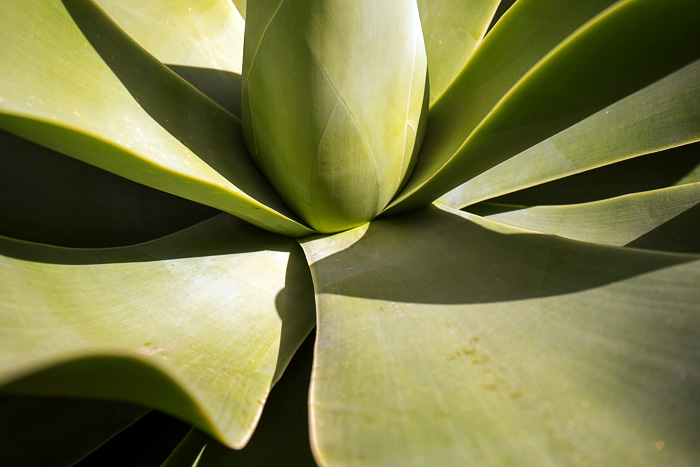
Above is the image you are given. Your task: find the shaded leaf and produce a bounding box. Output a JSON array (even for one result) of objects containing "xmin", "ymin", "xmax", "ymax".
[
  {"xmin": 300, "ymin": 204, "xmax": 700, "ymax": 465},
  {"xmin": 388, "ymin": 0, "xmax": 700, "ymax": 214},
  {"xmin": 0, "ymin": 129, "xmax": 217, "ymax": 248},
  {"xmin": 441, "ymin": 61, "xmax": 700, "ymax": 208},
  {"xmin": 483, "ymin": 142, "xmax": 700, "ymax": 207},
  {"xmin": 0, "ymin": 394, "xmax": 147, "ymax": 467},
  {"xmin": 0, "ymin": 0, "xmax": 311, "ymax": 236},
  {"xmin": 163, "ymin": 331, "xmax": 317, "ymax": 467},
  {"xmin": 0, "ymin": 214, "xmax": 316, "ymax": 448},
  {"xmin": 467, "ymin": 182, "xmax": 700, "ymax": 253},
  {"xmin": 76, "ymin": 410, "xmax": 190, "ymax": 467}
]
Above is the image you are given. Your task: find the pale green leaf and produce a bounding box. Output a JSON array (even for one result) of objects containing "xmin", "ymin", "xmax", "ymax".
[
  {"xmin": 482, "ymin": 142, "xmax": 700, "ymax": 207},
  {"xmin": 0, "ymin": 0, "xmax": 311, "ymax": 237},
  {"xmin": 416, "ymin": 0, "xmax": 501, "ymax": 105},
  {"xmin": 0, "ymin": 395, "xmax": 147, "ymax": 466},
  {"xmin": 300, "ymin": 204, "xmax": 700, "ymax": 465},
  {"xmin": 467, "ymin": 182, "xmax": 700, "ymax": 253},
  {"xmin": 95, "ymin": 0, "xmax": 244, "ymax": 73},
  {"xmin": 388, "ymin": 0, "xmax": 700, "ymax": 214},
  {"xmin": 0, "ymin": 214, "xmax": 315, "ymax": 449},
  {"xmin": 162, "ymin": 332, "xmax": 316, "ymax": 466},
  {"xmin": 242, "ymin": 0, "xmax": 427, "ymax": 232},
  {"xmin": 441, "ymin": 60, "xmax": 700, "ymax": 208}
]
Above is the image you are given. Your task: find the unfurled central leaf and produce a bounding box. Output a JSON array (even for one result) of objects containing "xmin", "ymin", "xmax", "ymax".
[{"xmin": 241, "ymin": 0, "xmax": 428, "ymax": 233}]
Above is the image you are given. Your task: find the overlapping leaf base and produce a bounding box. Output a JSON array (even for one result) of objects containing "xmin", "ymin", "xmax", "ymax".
[{"xmin": 1, "ymin": 0, "xmax": 699, "ymax": 465}]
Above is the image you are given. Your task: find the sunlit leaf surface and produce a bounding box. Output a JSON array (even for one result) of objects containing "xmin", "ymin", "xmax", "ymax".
[
  {"xmin": 388, "ymin": 0, "xmax": 700, "ymax": 213},
  {"xmin": 0, "ymin": 215, "xmax": 315, "ymax": 448},
  {"xmin": 95, "ymin": 0, "xmax": 244, "ymax": 73},
  {"xmin": 416, "ymin": 0, "xmax": 501, "ymax": 105},
  {"xmin": 441, "ymin": 60, "xmax": 700, "ymax": 208},
  {"xmin": 468, "ymin": 183, "xmax": 700, "ymax": 253},
  {"xmin": 242, "ymin": 0, "xmax": 427, "ymax": 232},
  {"xmin": 301, "ymin": 204, "xmax": 700, "ymax": 465},
  {"xmin": 0, "ymin": 0, "xmax": 311, "ymax": 236}
]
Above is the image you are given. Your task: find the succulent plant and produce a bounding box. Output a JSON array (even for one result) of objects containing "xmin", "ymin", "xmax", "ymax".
[{"xmin": 1, "ymin": 0, "xmax": 699, "ymax": 465}]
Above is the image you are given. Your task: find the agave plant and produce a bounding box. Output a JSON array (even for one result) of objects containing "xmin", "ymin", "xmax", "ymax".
[{"xmin": 1, "ymin": 0, "xmax": 699, "ymax": 464}]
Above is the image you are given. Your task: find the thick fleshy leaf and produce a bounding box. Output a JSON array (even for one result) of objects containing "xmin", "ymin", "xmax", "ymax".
[
  {"xmin": 242, "ymin": 0, "xmax": 428, "ymax": 232},
  {"xmin": 300, "ymin": 204, "xmax": 700, "ymax": 465},
  {"xmin": 467, "ymin": 182, "xmax": 700, "ymax": 253},
  {"xmin": 441, "ymin": 61, "xmax": 700, "ymax": 208},
  {"xmin": 0, "ymin": 394, "xmax": 147, "ymax": 466},
  {"xmin": 162, "ymin": 332, "xmax": 317, "ymax": 467},
  {"xmin": 0, "ymin": 214, "xmax": 316, "ymax": 448},
  {"xmin": 387, "ymin": 0, "xmax": 700, "ymax": 214},
  {"xmin": 95, "ymin": 0, "xmax": 244, "ymax": 73},
  {"xmin": 0, "ymin": 0, "xmax": 311, "ymax": 237},
  {"xmin": 0, "ymin": 129, "xmax": 216, "ymax": 248},
  {"xmin": 486, "ymin": 142, "xmax": 700, "ymax": 207},
  {"xmin": 416, "ymin": 0, "xmax": 501, "ymax": 105}
]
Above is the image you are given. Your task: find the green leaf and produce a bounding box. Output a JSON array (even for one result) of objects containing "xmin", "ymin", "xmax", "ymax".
[
  {"xmin": 162, "ymin": 332, "xmax": 317, "ymax": 467},
  {"xmin": 441, "ymin": 60, "xmax": 700, "ymax": 208},
  {"xmin": 388, "ymin": 0, "xmax": 700, "ymax": 214},
  {"xmin": 0, "ymin": 0, "xmax": 311, "ymax": 237},
  {"xmin": 300, "ymin": 204, "xmax": 700, "ymax": 465},
  {"xmin": 0, "ymin": 214, "xmax": 316, "ymax": 449},
  {"xmin": 0, "ymin": 129, "xmax": 216, "ymax": 248},
  {"xmin": 242, "ymin": 0, "xmax": 428, "ymax": 232},
  {"xmin": 416, "ymin": 0, "xmax": 501, "ymax": 106},
  {"xmin": 231, "ymin": 0, "xmax": 246, "ymax": 19},
  {"xmin": 0, "ymin": 394, "xmax": 147, "ymax": 466},
  {"xmin": 481, "ymin": 142, "xmax": 700, "ymax": 207},
  {"xmin": 95, "ymin": 0, "xmax": 244, "ymax": 73},
  {"xmin": 466, "ymin": 182, "xmax": 700, "ymax": 253}
]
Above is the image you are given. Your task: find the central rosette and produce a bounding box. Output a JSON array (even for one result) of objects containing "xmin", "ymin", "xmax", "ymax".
[{"xmin": 241, "ymin": 0, "xmax": 428, "ymax": 233}]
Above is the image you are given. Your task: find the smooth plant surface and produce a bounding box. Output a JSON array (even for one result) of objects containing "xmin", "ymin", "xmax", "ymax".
[{"xmin": 1, "ymin": 0, "xmax": 699, "ymax": 465}]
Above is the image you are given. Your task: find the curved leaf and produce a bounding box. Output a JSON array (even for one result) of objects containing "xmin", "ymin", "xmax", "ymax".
[
  {"xmin": 416, "ymin": 0, "xmax": 501, "ymax": 105},
  {"xmin": 0, "ymin": 214, "xmax": 316, "ymax": 448},
  {"xmin": 482, "ymin": 142, "xmax": 700, "ymax": 207},
  {"xmin": 0, "ymin": 129, "xmax": 216, "ymax": 248},
  {"xmin": 242, "ymin": 0, "xmax": 427, "ymax": 232},
  {"xmin": 441, "ymin": 60, "xmax": 700, "ymax": 208},
  {"xmin": 388, "ymin": 0, "xmax": 700, "ymax": 214},
  {"xmin": 0, "ymin": 0, "xmax": 311, "ymax": 237},
  {"xmin": 95, "ymin": 0, "xmax": 244, "ymax": 73},
  {"xmin": 468, "ymin": 182, "xmax": 700, "ymax": 253},
  {"xmin": 300, "ymin": 204, "xmax": 700, "ymax": 465},
  {"xmin": 162, "ymin": 332, "xmax": 317, "ymax": 467}
]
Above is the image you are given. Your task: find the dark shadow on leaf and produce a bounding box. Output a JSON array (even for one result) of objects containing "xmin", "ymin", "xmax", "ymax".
[
  {"xmin": 489, "ymin": 142, "xmax": 700, "ymax": 206},
  {"xmin": 627, "ymin": 202, "xmax": 700, "ymax": 254},
  {"xmin": 0, "ymin": 214, "xmax": 289, "ymax": 265},
  {"xmin": 311, "ymin": 205, "xmax": 698, "ymax": 305},
  {"xmin": 0, "ymin": 129, "xmax": 218, "ymax": 248},
  {"xmin": 76, "ymin": 409, "xmax": 190, "ymax": 467},
  {"xmin": 61, "ymin": 0, "xmax": 290, "ymax": 214},
  {"xmin": 167, "ymin": 65, "xmax": 242, "ymax": 119},
  {"xmin": 274, "ymin": 246, "xmax": 317, "ymax": 382},
  {"xmin": 162, "ymin": 331, "xmax": 317, "ymax": 467},
  {"xmin": 0, "ymin": 393, "xmax": 147, "ymax": 466},
  {"xmin": 486, "ymin": 0, "xmax": 517, "ymax": 34}
]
